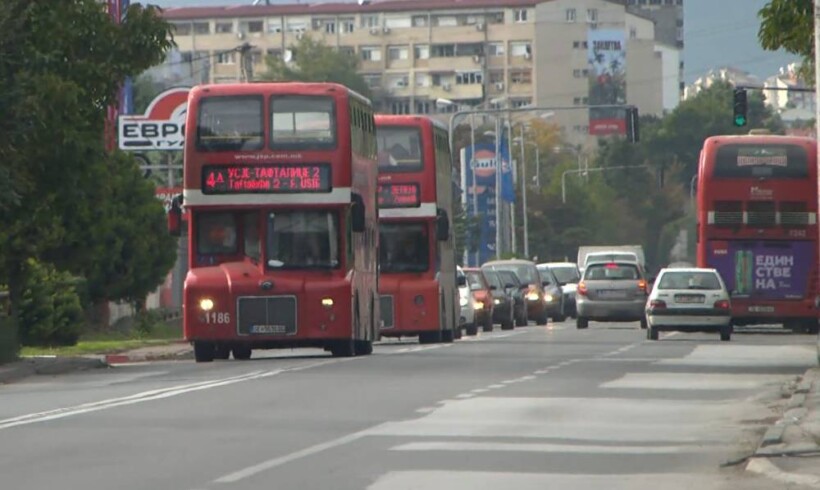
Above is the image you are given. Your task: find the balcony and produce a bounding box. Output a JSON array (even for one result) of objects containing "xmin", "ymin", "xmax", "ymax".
[{"xmin": 427, "ymin": 56, "xmax": 482, "ymax": 71}]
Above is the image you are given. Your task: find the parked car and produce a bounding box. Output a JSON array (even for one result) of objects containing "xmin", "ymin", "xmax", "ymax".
[
  {"xmin": 457, "ymin": 266, "xmax": 474, "ymax": 332},
  {"xmin": 538, "ymin": 262, "xmax": 580, "ymax": 319},
  {"xmin": 576, "ymin": 261, "xmax": 649, "ymax": 329},
  {"xmin": 463, "ymin": 267, "xmax": 494, "ymax": 334},
  {"xmin": 481, "ymin": 268, "xmax": 515, "ymax": 330},
  {"xmin": 645, "ymin": 268, "xmax": 732, "ymax": 341},
  {"xmin": 483, "ymin": 259, "xmax": 550, "ymax": 325},
  {"xmin": 495, "ymin": 269, "xmax": 529, "ymax": 326}
]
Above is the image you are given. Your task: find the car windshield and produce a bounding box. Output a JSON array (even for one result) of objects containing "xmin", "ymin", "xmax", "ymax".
[
  {"xmin": 379, "ymin": 222, "xmax": 429, "ymax": 273},
  {"xmin": 549, "ymin": 265, "xmax": 580, "ymax": 284},
  {"xmin": 584, "ymin": 263, "xmax": 640, "ymax": 280},
  {"xmin": 497, "ymin": 270, "xmax": 520, "ymax": 288},
  {"xmin": 657, "ymin": 271, "xmax": 722, "ymax": 290},
  {"xmin": 466, "ymin": 271, "xmax": 486, "ymax": 291},
  {"xmin": 266, "ymin": 210, "xmax": 339, "ymax": 269},
  {"xmin": 586, "ymin": 253, "xmax": 636, "ymax": 266},
  {"xmin": 482, "ymin": 269, "xmax": 502, "ymax": 290},
  {"xmin": 491, "ymin": 265, "xmax": 538, "ymax": 285}
]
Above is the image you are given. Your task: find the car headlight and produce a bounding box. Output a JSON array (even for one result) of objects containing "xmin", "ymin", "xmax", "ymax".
[
  {"xmin": 473, "ymin": 301, "xmax": 484, "ymax": 310},
  {"xmin": 459, "ymin": 297, "xmax": 469, "ymax": 307},
  {"xmin": 543, "ymin": 294, "xmax": 554, "ymax": 303},
  {"xmin": 493, "ymin": 298, "xmax": 501, "ymax": 305},
  {"xmin": 199, "ymin": 298, "xmax": 214, "ymax": 311},
  {"xmin": 526, "ymin": 292, "xmax": 540, "ymax": 301}
]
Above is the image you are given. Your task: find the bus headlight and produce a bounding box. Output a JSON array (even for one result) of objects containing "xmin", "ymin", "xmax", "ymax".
[
  {"xmin": 321, "ymin": 297, "xmax": 334, "ymax": 308},
  {"xmin": 199, "ymin": 298, "xmax": 215, "ymax": 311},
  {"xmin": 526, "ymin": 292, "xmax": 540, "ymax": 301}
]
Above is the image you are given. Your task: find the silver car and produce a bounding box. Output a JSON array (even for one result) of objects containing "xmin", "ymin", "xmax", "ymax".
[{"xmin": 576, "ymin": 261, "xmax": 649, "ymax": 329}]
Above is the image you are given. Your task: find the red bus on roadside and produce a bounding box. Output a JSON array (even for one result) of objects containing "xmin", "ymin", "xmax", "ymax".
[
  {"xmin": 375, "ymin": 115, "xmax": 458, "ymax": 343},
  {"xmin": 696, "ymin": 132, "xmax": 819, "ymax": 333},
  {"xmin": 171, "ymin": 82, "xmax": 380, "ymax": 361}
]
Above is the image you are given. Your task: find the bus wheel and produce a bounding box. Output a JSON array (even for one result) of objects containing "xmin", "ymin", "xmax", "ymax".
[
  {"xmin": 214, "ymin": 344, "xmax": 231, "ymax": 360},
  {"xmin": 419, "ymin": 332, "xmax": 441, "ymax": 344},
  {"xmin": 354, "ymin": 340, "xmax": 373, "ymax": 355},
  {"xmin": 193, "ymin": 342, "xmax": 215, "ymax": 363},
  {"xmin": 232, "ymin": 345, "xmax": 252, "ymax": 360},
  {"xmin": 330, "ymin": 340, "xmax": 356, "ymax": 357}
]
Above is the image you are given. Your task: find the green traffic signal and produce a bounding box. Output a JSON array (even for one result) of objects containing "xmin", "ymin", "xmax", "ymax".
[
  {"xmin": 732, "ymin": 88, "xmax": 748, "ymax": 127},
  {"xmin": 734, "ymin": 114, "xmax": 747, "ymax": 127}
]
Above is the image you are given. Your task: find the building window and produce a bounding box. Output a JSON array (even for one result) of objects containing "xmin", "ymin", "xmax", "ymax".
[
  {"xmin": 489, "ymin": 70, "xmax": 504, "ymax": 84},
  {"xmin": 629, "ymin": 27, "xmax": 637, "ymax": 39},
  {"xmin": 250, "ymin": 49, "xmax": 263, "ymax": 65},
  {"xmin": 565, "ymin": 8, "xmax": 577, "ymax": 22},
  {"xmin": 455, "ymin": 72, "xmax": 482, "ymax": 85},
  {"xmin": 385, "ymin": 16, "xmax": 412, "ymax": 28},
  {"xmin": 268, "ymin": 20, "xmax": 282, "ymax": 34},
  {"xmin": 414, "ymin": 44, "xmax": 430, "ymax": 59},
  {"xmin": 432, "ymin": 15, "xmax": 457, "ymax": 27},
  {"xmin": 514, "ymin": 9, "xmax": 528, "ymax": 22},
  {"xmin": 388, "ymin": 45, "xmax": 409, "ymax": 61},
  {"xmin": 172, "ymin": 23, "xmax": 191, "ymax": 35},
  {"xmin": 361, "ymin": 14, "xmax": 379, "ymax": 28},
  {"xmin": 363, "ymin": 74, "xmax": 382, "ymax": 88},
  {"xmin": 215, "ymin": 22, "xmax": 233, "ymax": 34},
  {"xmin": 510, "ymin": 69, "xmax": 532, "ymax": 84},
  {"xmin": 266, "ymin": 48, "xmax": 282, "ymax": 59},
  {"xmin": 511, "ymin": 99, "xmax": 531, "ymax": 108},
  {"xmin": 287, "ymin": 21, "xmax": 306, "ymax": 33},
  {"xmin": 412, "ymin": 15, "xmax": 428, "ymax": 27},
  {"xmin": 431, "ymin": 74, "xmax": 445, "ymax": 86},
  {"xmin": 431, "ymin": 44, "xmax": 456, "ymax": 57},
  {"xmin": 415, "ymin": 73, "xmax": 430, "ymax": 87},
  {"xmin": 390, "ymin": 100, "xmax": 410, "ymax": 114},
  {"xmin": 361, "ymin": 46, "xmax": 382, "ymax": 61},
  {"xmin": 573, "ymin": 96, "xmax": 589, "ymax": 105},
  {"xmin": 587, "ymin": 9, "xmax": 598, "ymax": 22},
  {"xmin": 216, "ymin": 52, "xmax": 236, "ymax": 65},
  {"xmin": 487, "ymin": 42, "xmax": 505, "ymax": 56},
  {"xmin": 193, "ymin": 22, "xmax": 210, "ymax": 35},
  {"xmin": 573, "ymin": 69, "xmax": 582, "ymax": 78},
  {"xmin": 650, "ymin": 0, "xmax": 662, "ymax": 4},
  {"xmin": 246, "ymin": 21, "xmax": 264, "ymax": 33},
  {"xmin": 415, "ymin": 100, "xmax": 431, "ymax": 114},
  {"xmin": 510, "ymin": 42, "xmax": 531, "ymax": 57},
  {"xmin": 324, "ymin": 21, "xmax": 336, "ymax": 34},
  {"xmin": 339, "ymin": 46, "xmax": 355, "ymax": 57},
  {"xmin": 339, "ymin": 19, "xmax": 354, "ymax": 33},
  {"xmin": 386, "ymin": 74, "xmax": 409, "ymax": 88}
]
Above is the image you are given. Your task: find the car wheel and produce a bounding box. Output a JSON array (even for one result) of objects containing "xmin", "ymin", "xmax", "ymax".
[
  {"xmin": 640, "ymin": 317, "xmax": 648, "ymax": 330},
  {"xmin": 647, "ymin": 327, "xmax": 658, "ymax": 341},
  {"xmin": 501, "ymin": 317, "xmax": 514, "ymax": 330},
  {"xmin": 193, "ymin": 341, "xmax": 215, "ymax": 363},
  {"xmin": 516, "ymin": 312, "xmax": 528, "ymax": 326},
  {"xmin": 576, "ymin": 317, "xmax": 588, "ymax": 329},
  {"xmin": 720, "ymin": 327, "xmax": 731, "ymax": 342},
  {"xmin": 551, "ymin": 312, "xmax": 566, "ymax": 323},
  {"xmin": 465, "ymin": 324, "xmax": 478, "ymax": 336},
  {"xmin": 482, "ymin": 316, "xmax": 493, "ymax": 332}
]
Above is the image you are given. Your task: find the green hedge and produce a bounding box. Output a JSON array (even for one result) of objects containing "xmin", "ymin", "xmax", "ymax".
[{"xmin": 19, "ymin": 259, "xmax": 85, "ymax": 347}]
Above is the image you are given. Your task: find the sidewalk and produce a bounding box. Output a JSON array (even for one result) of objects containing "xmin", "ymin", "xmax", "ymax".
[
  {"xmin": 746, "ymin": 366, "xmax": 820, "ymax": 488},
  {"xmin": 0, "ymin": 341, "xmax": 194, "ymax": 385}
]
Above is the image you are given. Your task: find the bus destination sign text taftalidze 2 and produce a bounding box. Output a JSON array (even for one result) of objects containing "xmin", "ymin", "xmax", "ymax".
[
  {"xmin": 378, "ymin": 183, "xmax": 421, "ymax": 208},
  {"xmin": 202, "ymin": 164, "xmax": 332, "ymax": 194}
]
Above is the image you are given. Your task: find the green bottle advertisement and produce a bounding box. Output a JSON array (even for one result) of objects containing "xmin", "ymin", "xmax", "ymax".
[{"xmin": 733, "ymin": 249, "xmax": 754, "ymax": 295}]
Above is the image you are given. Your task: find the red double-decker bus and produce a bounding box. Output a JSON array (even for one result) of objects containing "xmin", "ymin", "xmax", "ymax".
[
  {"xmin": 375, "ymin": 115, "xmax": 458, "ymax": 343},
  {"xmin": 696, "ymin": 133, "xmax": 819, "ymax": 333},
  {"xmin": 175, "ymin": 82, "xmax": 380, "ymax": 362}
]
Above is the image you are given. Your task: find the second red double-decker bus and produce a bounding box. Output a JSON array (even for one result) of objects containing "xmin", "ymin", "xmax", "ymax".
[
  {"xmin": 176, "ymin": 82, "xmax": 380, "ymax": 361},
  {"xmin": 375, "ymin": 115, "xmax": 458, "ymax": 343},
  {"xmin": 696, "ymin": 133, "xmax": 819, "ymax": 333}
]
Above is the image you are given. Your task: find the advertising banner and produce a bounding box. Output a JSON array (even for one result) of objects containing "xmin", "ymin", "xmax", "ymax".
[
  {"xmin": 708, "ymin": 240, "xmax": 812, "ymax": 300},
  {"xmin": 587, "ymin": 28, "xmax": 627, "ymax": 136},
  {"xmin": 462, "ymin": 140, "xmax": 512, "ymax": 266}
]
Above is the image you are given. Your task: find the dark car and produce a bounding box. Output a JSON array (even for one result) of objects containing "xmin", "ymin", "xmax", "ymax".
[
  {"xmin": 481, "ymin": 268, "xmax": 515, "ymax": 330},
  {"xmin": 495, "ymin": 269, "xmax": 529, "ymax": 327},
  {"xmin": 538, "ymin": 262, "xmax": 580, "ymax": 319},
  {"xmin": 463, "ymin": 267, "xmax": 495, "ymax": 334},
  {"xmin": 484, "ymin": 259, "xmax": 550, "ymax": 325},
  {"xmin": 535, "ymin": 266, "xmax": 567, "ymax": 322}
]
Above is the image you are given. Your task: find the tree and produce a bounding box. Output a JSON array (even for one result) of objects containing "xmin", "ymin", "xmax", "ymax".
[
  {"xmin": 758, "ymin": 0, "xmax": 814, "ymax": 82},
  {"xmin": 0, "ymin": 1, "xmax": 174, "ymax": 348},
  {"xmin": 257, "ymin": 36, "xmax": 372, "ymax": 98}
]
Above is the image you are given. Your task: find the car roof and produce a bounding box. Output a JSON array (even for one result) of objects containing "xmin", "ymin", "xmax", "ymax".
[
  {"xmin": 537, "ymin": 262, "xmax": 577, "ymax": 268},
  {"xmin": 658, "ymin": 267, "xmax": 719, "ymax": 274},
  {"xmin": 483, "ymin": 259, "xmax": 535, "ymax": 266}
]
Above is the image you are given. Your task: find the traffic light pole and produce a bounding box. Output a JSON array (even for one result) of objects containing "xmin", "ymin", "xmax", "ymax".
[{"xmin": 815, "ymin": 0, "xmax": 820, "ymax": 143}]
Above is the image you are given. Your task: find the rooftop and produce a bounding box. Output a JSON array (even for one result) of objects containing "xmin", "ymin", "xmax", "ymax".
[{"xmin": 163, "ymin": 0, "xmax": 542, "ymax": 20}]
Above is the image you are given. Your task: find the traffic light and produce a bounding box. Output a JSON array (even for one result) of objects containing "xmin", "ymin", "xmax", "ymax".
[
  {"xmin": 625, "ymin": 106, "xmax": 639, "ymax": 143},
  {"xmin": 733, "ymin": 88, "xmax": 748, "ymax": 127}
]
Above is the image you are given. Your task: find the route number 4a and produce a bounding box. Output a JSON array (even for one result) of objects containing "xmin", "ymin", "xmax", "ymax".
[{"xmin": 204, "ymin": 312, "xmax": 231, "ymax": 324}]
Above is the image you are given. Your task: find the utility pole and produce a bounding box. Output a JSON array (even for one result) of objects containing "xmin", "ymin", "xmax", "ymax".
[
  {"xmin": 239, "ymin": 42, "xmax": 254, "ymax": 82},
  {"xmin": 494, "ymin": 117, "xmax": 502, "ymax": 259}
]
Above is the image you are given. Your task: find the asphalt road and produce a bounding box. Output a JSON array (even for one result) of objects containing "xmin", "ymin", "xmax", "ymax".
[{"xmin": 0, "ymin": 321, "xmax": 817, "ymax": 490}]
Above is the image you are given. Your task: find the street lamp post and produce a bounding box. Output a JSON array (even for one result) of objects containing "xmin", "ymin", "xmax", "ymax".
[
  {"xmin": 515, "ymin": 136, "xmax": 539, "ymax": 260},
  {"xmin": 561, "ymin": 165, "xmax": 650, "ymax": 204},
  {"xmin": 689, "ymin": 174, "xmax": 697, "ymax": 212}
]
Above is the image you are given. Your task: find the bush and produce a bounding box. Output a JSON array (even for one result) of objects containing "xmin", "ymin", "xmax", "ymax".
[
  {"xmin": 19, "ymin": 259, "xmax": 85, "ymax": 347},
  {"xmin": 0, "ymin": 314, "xmax": 18, "ymax": 364}
]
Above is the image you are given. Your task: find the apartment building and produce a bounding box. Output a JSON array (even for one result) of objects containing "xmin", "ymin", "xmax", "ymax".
[{"xmin": 162, "ymin": 0, "xmax": 681, "ymax": 146}]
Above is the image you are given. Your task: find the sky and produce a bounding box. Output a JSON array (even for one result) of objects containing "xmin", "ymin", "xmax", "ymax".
[{"xmin": 146, "ymin": 0, "xmax": 799, "ymax": 83}]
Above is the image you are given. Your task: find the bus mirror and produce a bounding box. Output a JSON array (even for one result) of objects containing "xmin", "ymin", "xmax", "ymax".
[
  {"xmin": 351, "ymin": 193, "xmax": 366, "ymax": 233},
  {"xmin": 168, "ymin": 195, "xmax": 183, "ymax": 236},
  {"xmin": 436, "ymin": 208, "xmax": 449, "ymax": 241},
  {"xmin": 457, "ymin": 275, "xmax": 467, "ymax": 287}
]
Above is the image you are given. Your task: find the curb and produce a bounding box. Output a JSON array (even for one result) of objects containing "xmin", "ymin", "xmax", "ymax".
[
  {"xmin": 0, "ymin": 357, "xmax": 108, "ymax": 385},
  {"xmin": 755, "ymin": 371, "xmax": 813, "ymax": 449},
  {"xmin": 104, "ymin": 347, "xmax": 193, "ymax": 365}
]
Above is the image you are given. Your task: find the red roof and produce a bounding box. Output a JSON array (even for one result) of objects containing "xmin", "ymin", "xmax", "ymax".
[{"xmin": 163, "ymin": 0, "xmax": 542, "ymax": 20}]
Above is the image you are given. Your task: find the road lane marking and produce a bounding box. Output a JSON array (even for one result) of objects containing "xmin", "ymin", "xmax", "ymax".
[{"xmin": 390, "ymin": 441, "xmax": 724, "ymax": 454}]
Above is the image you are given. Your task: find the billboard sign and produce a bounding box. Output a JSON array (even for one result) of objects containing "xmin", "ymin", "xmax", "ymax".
[
  {"xmin": 708, "ymin": 240, "xmax": 812, "ymax": 300},
  {"xmin": 587, "ymin": 29, "xmax": 627, "ymax": 136},
  {"xmin": 118, "ymin": 87, "xmax": 190, "ymax": 151}
]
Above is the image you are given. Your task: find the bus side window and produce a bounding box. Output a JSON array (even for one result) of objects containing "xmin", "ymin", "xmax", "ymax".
[
  {"xmin": 346, "ymin": 208, "xmax": 354, "ymax": 269},
  {"xmin": 243, "ymin": 212, "xmax": 260, "ymax": 262}
]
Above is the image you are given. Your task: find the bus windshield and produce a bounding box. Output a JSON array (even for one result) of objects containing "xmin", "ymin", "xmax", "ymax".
[
  {"xmin": 196, "ymin": 96, "xmax": 264, "ymax": 152},
  {"xmin": 713, "ymin": 144, "xmax": 808, "ymax": 179},
  {"xmin": 266, "ymin": 211, "xmax": 339, "ymax": 269},
  {"xmin": 380, "ymin": 222, "xmax": 429, "ymax": 273},
  {"xmin": 377, "ymin": 126, "xmax": 423, "ymax": 172},
  {"xmin": 271, "ymin": 96, "xmax": 335, "ymax": 149}
]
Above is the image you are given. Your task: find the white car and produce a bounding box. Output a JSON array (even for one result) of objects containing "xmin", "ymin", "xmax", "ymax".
[
  {"xmin": 645, "ymin": 268, "xmax": 732, "ymax": 341},
  {"xmin": 457, "ymin": 266, "xmax": 475, "ymax": 330}
]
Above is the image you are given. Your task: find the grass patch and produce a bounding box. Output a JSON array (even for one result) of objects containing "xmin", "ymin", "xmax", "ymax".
[{"xmin": 20, "ymin": 321, "xmax": 183, "ymax": 357}]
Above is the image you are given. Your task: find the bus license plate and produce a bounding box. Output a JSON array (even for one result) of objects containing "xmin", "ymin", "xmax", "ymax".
[
  {"xmin": 250, "ymin": 324, "xmax": 286, "ymax": 334},
  {"xmin": 748, "ymin": 306, "xmax": 774, "ymax": 313}
]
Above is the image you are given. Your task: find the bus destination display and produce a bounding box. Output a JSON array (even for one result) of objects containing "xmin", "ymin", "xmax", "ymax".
[
  {"xmin": 202, "ymin": 164, "xmax": 331, "ymax": 194},
  {"xmin": 378, "ymin": 183, "xmax": 420, "ymax": 208}
]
